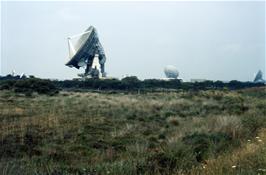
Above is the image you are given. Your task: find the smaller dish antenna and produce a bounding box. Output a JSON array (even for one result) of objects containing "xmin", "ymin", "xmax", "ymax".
[{"xmin": 20, "ymin": 73, "xmax": 25, "ymax": 79}]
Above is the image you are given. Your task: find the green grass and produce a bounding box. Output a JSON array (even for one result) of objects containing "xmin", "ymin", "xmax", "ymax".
[{"xmin": 0, "ymin": 87, "xmax": 265, "ymax": 174}]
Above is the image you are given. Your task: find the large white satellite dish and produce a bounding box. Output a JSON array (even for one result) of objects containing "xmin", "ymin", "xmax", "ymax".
[{"xmin": 66, "ymin": 26, "xmax": 107, "ymax": 78}]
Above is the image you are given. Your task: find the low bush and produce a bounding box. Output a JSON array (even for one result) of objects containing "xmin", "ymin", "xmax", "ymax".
[
  {"xmin": 182, "ymin": 132, "xmax": 234, "ymax": 162},
  {"xmin": 242, "ymin": 114, "xmax": 266, "ymax": 136},
  {"xmin": 0, "ymin": 127, "xmax": 42, "ymax": 158},
  {"xmin": 0, "ymin": 78, "xmax": 59, "ymax": 95},
  {"xmin": 139, "ymin": 143, "xmax": 197, "ymax": 174}
]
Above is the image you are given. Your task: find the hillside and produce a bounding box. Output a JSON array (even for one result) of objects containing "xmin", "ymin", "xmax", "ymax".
[{"xmin": 0, "ymin": 87, "xmax": 265, "ymax": 174}]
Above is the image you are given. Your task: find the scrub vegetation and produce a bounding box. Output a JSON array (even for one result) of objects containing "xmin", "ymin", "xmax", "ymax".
[{"xmin": 0, "ymin": 85, "xmax": 265, "ymax": 175}]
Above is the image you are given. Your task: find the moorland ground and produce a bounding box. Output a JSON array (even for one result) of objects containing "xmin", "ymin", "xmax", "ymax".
[{"xmin": 0, "ymin": 87, "xmax": 266, "ymax": 175}]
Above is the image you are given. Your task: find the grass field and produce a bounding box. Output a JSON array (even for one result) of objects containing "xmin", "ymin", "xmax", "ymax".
[{"xmin": 0, "ymin": 87, "xmax": 266, "ymax": 175}]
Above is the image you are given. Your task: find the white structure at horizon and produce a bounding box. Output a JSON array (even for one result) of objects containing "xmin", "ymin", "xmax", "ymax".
[{"xmin": 164, "ymin": 65, "xmax": 179, "ymax": 79}]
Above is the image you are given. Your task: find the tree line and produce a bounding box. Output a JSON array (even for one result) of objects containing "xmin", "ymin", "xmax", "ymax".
[{"xmin": 0, "ymin": 76, "xmax": 264, "ymax": 95}]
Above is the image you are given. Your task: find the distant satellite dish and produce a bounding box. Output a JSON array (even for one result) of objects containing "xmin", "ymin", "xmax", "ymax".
[
  {"xmin": 254, "ymin": 70, "xmax": 263, "ymax": 81},
  {"xmin": 254, "ymin": 70, "xmax": 265, "ymax": 83},
  {"xmin": 20, "ymin": 73, "xmax": 24, "ymax": 79},
  {"xmin": 11, "ymin": 70, "xmax": 16, "ymax": 76},
  {"xmin": 164, "ymin": 65, "xmax": 179, "ymax": 79},
  {"xmin": 66, "ymin": 26, "xmax": 107, "ymax": 78}
]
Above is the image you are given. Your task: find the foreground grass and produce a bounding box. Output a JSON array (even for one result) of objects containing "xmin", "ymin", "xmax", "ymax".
[
  {"xmin": 0, "ymin": 87, "xmax": 265, "ymax": 174},
  {"xmin": 189, "ymin": 128, "xmax": 266, "ymax": 175}
]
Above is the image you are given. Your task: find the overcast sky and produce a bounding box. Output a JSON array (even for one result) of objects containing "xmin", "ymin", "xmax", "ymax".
[{"xmin": 1, "ymin": 1, "xmax": 265, "ymax": 81}]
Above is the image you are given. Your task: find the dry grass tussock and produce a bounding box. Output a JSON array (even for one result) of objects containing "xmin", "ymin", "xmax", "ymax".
[{"xmin": 190, "ymin": 129, "xmax": 266, "ymax": 175}]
